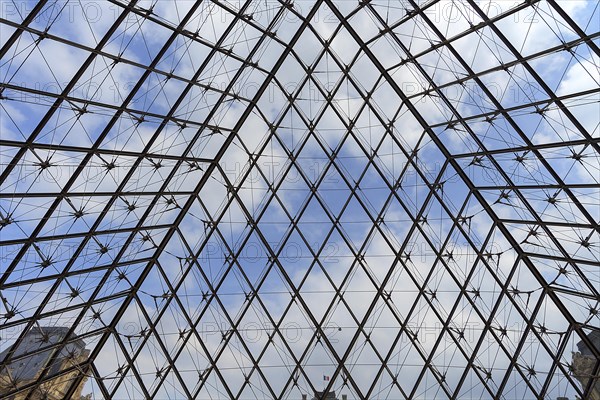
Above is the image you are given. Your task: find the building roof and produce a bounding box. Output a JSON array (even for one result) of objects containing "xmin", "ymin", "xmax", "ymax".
[
  {"xmin": 577, "ymin": 330, "xmax": 600, "ymax": 357},
  {"xmin": 312, "ymin": 390, "xmax": 337, "ymax": 400},
  {"xmin": 0, "ymin": 327, "xmax": 87, "ymax": 382}
]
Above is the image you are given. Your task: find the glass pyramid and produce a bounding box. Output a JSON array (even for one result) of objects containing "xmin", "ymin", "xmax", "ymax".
[{"xmin": 0, "ymin": 1, "xmax": 598, "ymax": 399}]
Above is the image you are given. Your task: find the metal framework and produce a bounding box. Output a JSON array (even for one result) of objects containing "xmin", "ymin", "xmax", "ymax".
[{"xmin": 0, "ymin": 0, "xmax": 598, "ymax": 399}]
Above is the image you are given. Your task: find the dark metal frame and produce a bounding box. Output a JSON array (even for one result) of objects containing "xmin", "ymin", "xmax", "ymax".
[{"xmin": 0, "ymin": 0, "xmax": 598, "ymax": 399}]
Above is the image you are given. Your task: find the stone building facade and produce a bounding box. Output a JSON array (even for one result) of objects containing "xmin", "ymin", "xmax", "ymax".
[
  {"xmin": 0, "ymin": 327, "xmax": 89, "ymax": 400},
  {"xmin": 572, "ymin": 331, "xmax": 600, "ymax": 400}
]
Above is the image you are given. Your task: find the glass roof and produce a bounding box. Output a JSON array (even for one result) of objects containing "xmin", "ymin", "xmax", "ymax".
[{"xmin": 0, "ymin": 1, "xmax": 599, "ymax": 399}]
